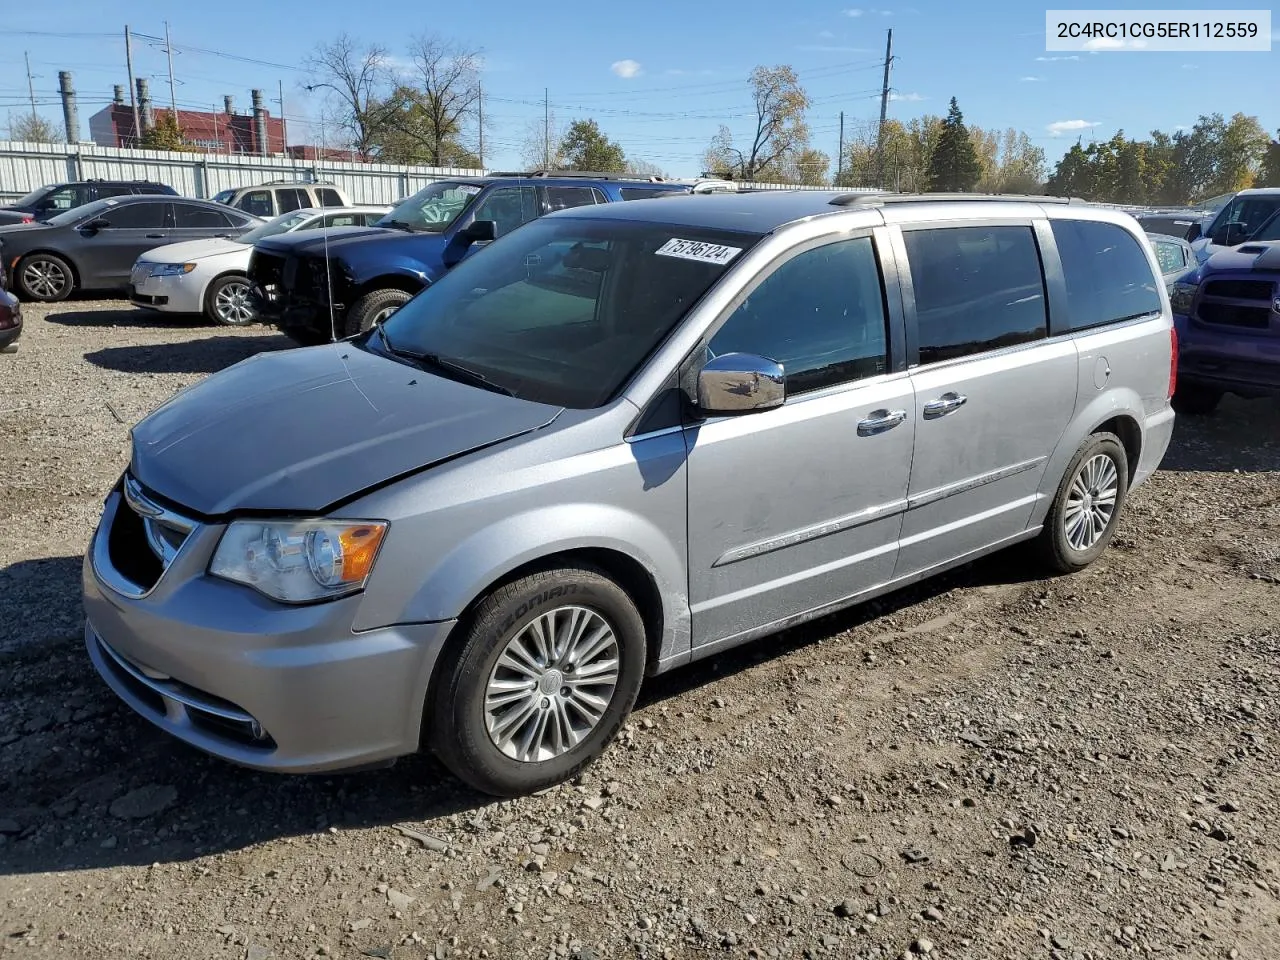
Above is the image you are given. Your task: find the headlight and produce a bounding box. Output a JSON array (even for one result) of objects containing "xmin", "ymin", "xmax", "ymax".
[
  {"xmin": 210, "ymin": 519, "xmax": 388, "ymax": 603},
  {"xmin": 149, "ymin": 262, "xmax": 197, "ymax": 277},
  {"xmin": 1169, "ymin": 280, "xmax": 1198, "ymax": 316}
]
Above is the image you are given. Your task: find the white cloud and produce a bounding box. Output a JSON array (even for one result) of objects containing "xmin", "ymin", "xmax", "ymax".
[
  {"xmin": 844, "ymin": 7, "xmax": 864, "ymax": 15},
  {"xmin": 1019, "ymin": 76, "xmax": 1043, "ymax": 82},
  {"xmin": 845, "ymin": 6, "xmax": 892, "ymax": 15},
  {"xmin": 1035, "ymin": 55, "xmax": 1080, "ymax": 61},
  {"xmin": 611, "ymin": 59, "xmax": 642, "ymax": 79},
  {"xmin": 799, "ymin": 44, "xmax": 872, "ymax": 52},
  {"xmin": 889, "ymin": 91, "xmax": 926, "ymax": 101},
  {"xmin": 1047, "ymin": 119, "xmax": 1099, "ymax": 135},
  {"xmin": 818, "ymin": 29, "xmax": 836, "ymax": 38},
  {"xmin": 1181, "ymin": 63, "xmax": 1198, "ymax": 70},
  {"xmin": 1083, "ymin": 36, "xmax": 1147, "ymax": 51}
]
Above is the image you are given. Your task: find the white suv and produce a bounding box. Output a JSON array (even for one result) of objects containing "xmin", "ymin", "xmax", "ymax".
[{"xmin": 211, "ymin": 181, "xmax": 353, "ymax": 219}]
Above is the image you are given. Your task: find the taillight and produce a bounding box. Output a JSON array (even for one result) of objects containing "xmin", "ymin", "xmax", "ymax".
[
  {"xmin": 20, "ymin": 215, "xmax": 32, "ymax": 224},
  {"xmin": 1168, "ymin": 326, "xmax": 1178, "ymax": 399}
]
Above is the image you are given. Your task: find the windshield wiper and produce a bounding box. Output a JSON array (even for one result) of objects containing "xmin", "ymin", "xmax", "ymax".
[
  {"xmin": 412, "ymin": 352, "xmax": 517, "ymax": 397},
  {"xmin": 381, "ymin": 219, "xmax": 419, "ymax": 232}
]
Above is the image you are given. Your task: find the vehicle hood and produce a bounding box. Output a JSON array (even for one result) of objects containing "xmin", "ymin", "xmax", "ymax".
[
  {"xmin": 137, "ymin": 237, "xmax": 249, "ymax": 263},
  {"xmin": 255, "ymin": 225, "xmax": 416, "ymax": 256},
  {"xmin": 129, "ymin": 343, "xmax": 564, "ymax": 515},
  {"xmin": 1204, "ymin": 241, "xmax": 1280, "ymax": 273}
]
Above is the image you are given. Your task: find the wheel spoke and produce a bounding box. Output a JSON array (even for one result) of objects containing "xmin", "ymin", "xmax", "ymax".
[
  {"xmin": 496, "ymin": 647, "xmax": 541, "ymax": 680},
  {"xmin": 489, "ymin": 695, "xmax": 540, "ymax": 747},
  {"xmin": 570, "ymin": 623, "xmax": 616, "ymax": 668}
]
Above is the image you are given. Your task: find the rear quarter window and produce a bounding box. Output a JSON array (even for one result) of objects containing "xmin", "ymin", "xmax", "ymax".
[{"xmin": 1051, "ymin": 220, "xmax": 1162, "ymax": 332}]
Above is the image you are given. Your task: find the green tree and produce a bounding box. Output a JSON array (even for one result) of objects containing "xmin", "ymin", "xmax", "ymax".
[
  {"xmin": 560, "ymin": 119, "xmax": 626, "ymax": 172},
  {"xmin": 373, "ymin": 85, "xmax": 478, "ymax": 166},
  {"xmin": 1219, "ymin": 112, "xmax": 1271, "ymax": 192},
  {"xmin": 1260, "ymin": 130, "xmax": 1280, "ymax": 187},
  {"xmin": 401, "ymin": 33, "xmax": 483, "ymax": 166},
  {"xmin": 969, "ymin": 126, "xmax": 1000, "ymax": 192},
  {"xmin": 1045, "ymin": 142, "xmax": 1093, "ymax": 197},
  {"xmin": 703, "ymin": 65, "xmax": 812, "ymax": 181},
  {"xmin": 926, "ymin": 98, "xmax": 981, "ymax": 192},
  {"xmin": 9, "ymin": 112, "xmax": 60, "ymax": 143},
  {"xmin": 140, "ymin": 110, "xmax": 193, "ymax": 152},
  {"xmin": 996, "ymin": 129, "xmax": 1047, "ymax": 194}
]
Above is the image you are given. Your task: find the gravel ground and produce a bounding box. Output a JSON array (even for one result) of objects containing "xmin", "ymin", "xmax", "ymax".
[{"xmin": 1, "ymin": 299, "xmax": 1278, "ymax": 960}]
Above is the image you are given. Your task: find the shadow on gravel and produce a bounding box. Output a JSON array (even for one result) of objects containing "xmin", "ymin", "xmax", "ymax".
[
  {"xmin": 42, "ymin": 307, "xmax": 207, "ymax": 329},
  {"xmin": 1160, "ymin": 396, "xmax": 1280, "ymax": 473},
  {"xmin": 83, "ymin": 335, "xmax": 295, "ymax": 375},
  {"xmin": 0, "ymin": 546, "xmax": 1047, "ymax": 877}
]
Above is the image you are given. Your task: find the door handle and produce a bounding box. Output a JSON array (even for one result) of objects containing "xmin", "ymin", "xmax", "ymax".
[
  {"xmin": 145, "ymin": 233, "xmax": 166, "ymax": 239},
  {"xmin": 922, "ymin": 392, "xmax": 968, "ymax": 419},
  {"xmin": 857, "ymin": 408, "xmax": 907, "ymax": 436}
]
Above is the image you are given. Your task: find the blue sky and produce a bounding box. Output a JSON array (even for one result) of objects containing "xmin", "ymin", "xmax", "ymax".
[{"xmin": 4, "ymin": 0, "xmax": 1277, "ymax": 177}]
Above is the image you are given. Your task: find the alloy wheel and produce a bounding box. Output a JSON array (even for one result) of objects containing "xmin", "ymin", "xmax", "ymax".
[
  {"xmin": 214, "ymin": 280, "xmax": 255, "ymax": 324},
  {"xmin": 22, "ymin": 259, "xmax": 67, "ymax": 299},
  {"xmin": 1063, "ymin": 453, "xmax": 1120, "ymax": 551}
]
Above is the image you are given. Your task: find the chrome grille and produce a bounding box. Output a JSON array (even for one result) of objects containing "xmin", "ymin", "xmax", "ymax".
[{"xmin": 122, "ymin": 473, "xmax": 195, "ymax": 570}]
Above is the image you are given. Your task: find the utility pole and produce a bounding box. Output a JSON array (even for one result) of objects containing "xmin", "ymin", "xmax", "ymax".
[
  {"xmin": 125, "ymin": 26, "xmax": 141, "ymax": 145},
  {"xmin": 277, "ymin": 79, "xmax": 287, "ymax": 153},
  {"xmin": 543, "ymin": 87, "xmax": 550, "ymax": 169},
  {"xmin": 164, "ymin": 21, "xmax": 178, "ymax": 119},
  {"xmin": 876, "ymin": 28, "xmax": 894, "ymax": 189},
  {"xmin": 24, "ymin": 51, "xmax": 38, "ymax": 124},
  {"xmin": 477, "ymin": 80, "xmax": 484, "ymax": 170},
  {"xmin": 837, "ymin": 110, "xmax": 845, "ymax": 184}
]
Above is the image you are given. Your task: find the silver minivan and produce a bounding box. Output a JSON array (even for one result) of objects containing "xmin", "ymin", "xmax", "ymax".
[{"xmin": 84, "ymin": 192, "xmax": 1177, "ymax": 796}]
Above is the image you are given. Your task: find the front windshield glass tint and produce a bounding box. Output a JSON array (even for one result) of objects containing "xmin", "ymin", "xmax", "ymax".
[
  {"xmin": 239, "ymin": 211, "xmax": 314, "ymax": 244},
  {"xmin": 377, "ymin": 217, "xmax": 762, "ymax": 408},
  {"xmin": 12, "ymin": 186, "xmax": 50, "ymax": 208},
  {"xmin": 211, "ymin": 190, "xmax": 235, "ymax": 204},
  {"xmin": 378, "ymin": 182, "xmax": 482, "ymax": 232},
  {"xmin": 46, "ymin": 199, "xmax": 111, "ymax": 227}
]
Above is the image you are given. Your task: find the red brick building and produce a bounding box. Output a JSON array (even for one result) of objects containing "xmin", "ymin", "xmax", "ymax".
[{"xmin": 89, "ymin": 103, "xmax": 286, "ymax": 155}]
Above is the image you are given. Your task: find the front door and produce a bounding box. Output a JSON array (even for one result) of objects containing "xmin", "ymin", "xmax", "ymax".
[
  {"xmin": 892, "ymin": 222, "xmax": 1076, "ymax": 577},
  {"xmin": 81, "ymin": 200, "xmax": 172, "ymax": 286},
  {"xmin": 685, "ymin": 233, "xmax": 914, "ymax": 648}
]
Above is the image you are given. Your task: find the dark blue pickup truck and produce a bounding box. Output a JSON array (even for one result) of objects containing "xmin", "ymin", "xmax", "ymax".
[{"xmin": 249, "ymin": 171, "xmax": 703, "ymax": 343}]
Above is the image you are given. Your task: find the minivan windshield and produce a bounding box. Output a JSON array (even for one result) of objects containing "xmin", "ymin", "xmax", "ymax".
[
  {"xmin": 376, "ymin": 182, "xmax": 482, "ymax": 232},
  {"xmin": 374, "ymin": 216, "xmax": 762, "ymax": 407},
  {"xmin": 239, "ymin": 211, "xmax": 314, "ymax": 244}
]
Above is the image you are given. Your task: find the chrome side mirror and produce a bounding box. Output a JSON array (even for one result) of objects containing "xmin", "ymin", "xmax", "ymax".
[{"xmin": 697, "ymin": 352, "xmax": 785, "ymax": 414}]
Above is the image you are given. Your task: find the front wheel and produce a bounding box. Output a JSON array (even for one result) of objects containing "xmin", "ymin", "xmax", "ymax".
[
  {"xmin": 1038, "ymin": 432, "xmax": 1129, "ymax": 574},
  {"xmin": 205, "ymin": 275, "xmax": 257, "ymax": 326},
  {"xmin": 429, "ymin": 565, "xmax": 646, "ymax": 797},
  {"xmin": 344, "ymin": 288, "xmax": 412, "ymax": 338},
  {"xmin": 16, "ymin": 253, "xmax": 74, "ymax": 302}
]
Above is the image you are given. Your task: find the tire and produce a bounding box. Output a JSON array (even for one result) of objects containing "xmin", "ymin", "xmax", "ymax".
[
  {"xmin": 16, "ymin": 253, "xmax": 74, "ymax": 302},
  {"xmin": 1172, "ymin": 384, "xmax": 1223, "ymax": 416},
  {"xmin": 1037, "ymin": 432, "xmax": 1130, "ymax": 574},
  {"xmin": 429, "ymin": 565, "xmax": 647, "ymax": 797},
  {"xmin": 204, "ymin": 274, "xmax": 257, "ymax": 326},
  {"xmin": 344, "ymin": 288, "xmax": 412, "ymax": 338}
]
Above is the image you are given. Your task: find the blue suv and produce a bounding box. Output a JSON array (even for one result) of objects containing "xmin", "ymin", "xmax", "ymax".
[{"xmin": 249, "ymin": 172, "xmax": 698, "ymax": 343}]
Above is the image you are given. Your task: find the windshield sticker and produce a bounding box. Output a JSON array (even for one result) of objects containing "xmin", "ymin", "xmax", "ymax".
[
  {"xmin": 453, "ymin": 185, "xmax": 481, "ymax": 196},
  {"xmin": 655, "ymin": 237, "xmax": 742, "ymax": 265},
  {"xmin": 103, "ymin": 198, "xmax": 119, "ymax": 206}
]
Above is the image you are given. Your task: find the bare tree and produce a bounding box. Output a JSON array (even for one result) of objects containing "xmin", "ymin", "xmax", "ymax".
[
  {"xmin": 703, "ymin": 66, "xmax": 812, "ymax": 181},
  {"xmin": 519, "ymin": 112, "xmax": 568, "ymax": 170},
  {"xmin": 9, "ymin": 112, "xmax": 60, "ymax": 143},
  {"xmin": 395, "ymin": 33, "xmax": 483, "ymax": 166},
  {"xmin": 304, "ymin": 34, "xmax": 394, "ymax": 161}
]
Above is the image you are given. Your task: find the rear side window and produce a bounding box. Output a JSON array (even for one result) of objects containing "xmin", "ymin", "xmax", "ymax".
[
  {"xmin": 621, "ymin": 187, "xmax": 684, "ymax": 201},
  {"xmin": 95, "ymin": 185, "xmax": 132, "ymax": 200},
  {"xmin": 237, "ymin": 190, "xmax": 274, "ymax": 218},
  {"xmin": 903, "ymin": 225, "xmax": 1048, "ymax": 365},
  {"xmin": 708, "ymin": 237, "xmax": 889, "ymax": 394},
  {"xmin": 318, "ymin": 188, "xmax": 344, "ymax": 207},
  {"xmin": 542, "ymin": 186, "xmax": 599, "ymax": 213},
  {"xmin": 276, "ymin": 189, "xmax": 308, "ymax": 213},
  {"xmin": 174, "ymin": 204, "xmax": 232, "ymax": 228},
  {"xmin": 1051, "ymin": 220, "xmax": 1162, "ymax": 331},
  {"xmin": 1151, "ymin": 240, "xmax": 1185, "ymax": 274}
]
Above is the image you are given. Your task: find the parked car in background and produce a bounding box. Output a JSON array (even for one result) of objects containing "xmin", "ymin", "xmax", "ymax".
[
  {"xmin": 1136, "ymin": 210, "xmax": 1207, "ymax": 242},
  {"xmin": 1191, "ymin": 188, "xmax": 1280, "ymax": 262},
  {"xmin": 0, "ymin": 196, "xmax": 260, "ymax": 302},
  {"xmin": 1145, "ymin": 232, "xmax": 1196, "ymax": 290},
  {"xmin": 85, "ymin": 192, "xmax": 1175, "ymax": 796},
  {"xmin": 0, "ymin": 287, "xmax": 21, "ymax": 353},
  {"xmin": 1168, "ymin": 238, "xmax": 1280, "ymax": 414},
  {"xmin": 249, "ymin": 171, "xmax": 700, "ymax": 343},
  {"xmin": 211, "ymin": 181, "xmax": 353, "ymax": 219},
  {"xmin": 131, "ymin": 205, "xmax": 390, "ymax": 326},
  {"xmin": 0, "ymin": 179, "xmax": 178, "ymax": 227}
]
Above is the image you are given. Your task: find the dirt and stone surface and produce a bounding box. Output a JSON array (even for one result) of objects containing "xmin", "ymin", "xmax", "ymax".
[{"xmin": 1, "ymin": 299, "xmax": 1278, "ymax": 960}]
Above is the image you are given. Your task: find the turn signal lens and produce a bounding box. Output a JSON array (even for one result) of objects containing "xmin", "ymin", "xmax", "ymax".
[{"xmin": 211, "ymin": 519, "xmax": 389, "ymax": 603}]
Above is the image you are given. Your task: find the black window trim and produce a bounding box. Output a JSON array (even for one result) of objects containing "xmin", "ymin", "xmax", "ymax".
[
  {"xmin": 1040, "ymin": 216, "xmax": 1164, "ymax": 337},
  {"xmin": 677, "ymin": 226, "xmax": 907, "ymax": 413},
  {"xmin": 892, "ymin": 218, "xmax": 1055, "ymax": 370}
]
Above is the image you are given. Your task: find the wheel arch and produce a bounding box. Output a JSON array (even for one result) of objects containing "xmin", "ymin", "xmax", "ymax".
[
  {"xmin": 15, "ymin": 248, "xmax": 81, "ymax": 290},
  {"xmin": 351, "ymin": 272, "xmax": 429, "ymax": 303}
]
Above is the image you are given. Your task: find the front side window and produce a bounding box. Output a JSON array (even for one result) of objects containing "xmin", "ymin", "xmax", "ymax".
[
  {"xmin": 377, "ymin": 217, "xmax": 762, "ymax": 408},
  {"xmin": 1251, "ymin": 211, "xmax": 1280, "ymax": 242},
  {"xmin": 98, "ymin": 201, "xmax": 168, "ymax": 229},
  {"xmin": 237, "ymin": 190, "xmax": 274, "ymax": 218},
  {"xmin": 39, "ymin": 186, "xmax": 79, "ymax": 212},
  {"xmin": 1051, "ymin": 220, "xmax": 1162, "ymax": 331},
  {"xmin": 378, "ymin": 181, "xmax": 482, "ymax": 232},
  {"xmin": 211, "ymin": 189, "xmax": 236, "ymax": 205},
  {"xmin": 469, "ymin": 186, "xmax": 539, "ymax": 238},
  {"xmin": 707, "ymin": 237, "xmax": 889, "ymax": 394},
  {"xmin": 323, "ymin": 213, "xmax": 359, "ymax": 228},
  {"xmin": 904, "ymin": 225, "xmax": 1048, "ymax": 364},
  {"xmin": 1151, "ymin": 239, "xmax": 1185, "ymax": 274},
  {"xmin": 1208, "ymin": 195, "xmax": 1280, "ymax": 241}
]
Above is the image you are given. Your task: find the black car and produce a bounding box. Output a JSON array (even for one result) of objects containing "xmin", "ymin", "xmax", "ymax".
[
  {"xmin": 0, "ymin": 287, "xmax": 21, "ymax": 352},
  {"xmin": 0, "ymin": 196, "xmax": 260, "ymax": 302},
  {"xmin": 0, "ymin": 179, "xmax": 178, "ymax": 227}
]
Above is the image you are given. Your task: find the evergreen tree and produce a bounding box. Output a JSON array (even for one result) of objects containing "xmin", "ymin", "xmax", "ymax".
[{"xmin": 926, "ymin": 98, "xmax": 981, "ymax": 192}]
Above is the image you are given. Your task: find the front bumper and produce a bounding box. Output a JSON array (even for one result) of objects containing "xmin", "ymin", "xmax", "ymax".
[
  {"xmin": 129, "ymin": 266, "xmax": 205, "ymax": 314},
  {"xmin": 84, "ymin": 490, "xmax": 456, "ymax": 773},
  {"xmin": 1176, "ymin": 314, "xmax": 1280, "ymax": 398}
]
